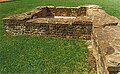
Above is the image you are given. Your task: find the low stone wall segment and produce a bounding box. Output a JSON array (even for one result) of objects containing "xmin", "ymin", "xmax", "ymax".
[{"xmin": 86, "ymin": 5, "xmax": 120, "ymax": 74}]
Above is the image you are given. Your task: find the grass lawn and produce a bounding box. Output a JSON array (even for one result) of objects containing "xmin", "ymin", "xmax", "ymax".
[
  {"xmin": 0, "ymin": 0, "xmax": 120, "ymax": 74},
  {"xmin": 0, "ymin": 36, "xmax": 88, "ymax": 74}
]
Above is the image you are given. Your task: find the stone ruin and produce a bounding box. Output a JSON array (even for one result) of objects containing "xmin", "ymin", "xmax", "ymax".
[{"xmin": 3, "ymin": 5, "xmax": 120, "ymax": 74}]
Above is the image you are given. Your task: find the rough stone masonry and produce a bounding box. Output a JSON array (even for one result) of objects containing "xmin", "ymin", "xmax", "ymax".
[{"xmin": 3, "ymin": 5, "xmax": 120, "ymax": 74}]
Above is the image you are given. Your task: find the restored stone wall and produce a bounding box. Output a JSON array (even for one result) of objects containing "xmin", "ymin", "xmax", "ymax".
[
  {"xmin": 34, "ymin": 6, "xmax": 87, "ymax": 17},
  {"xmin": 3, "ymin": 6, "xmax": 89, "ymax": 39},
  {"xmin": 86, "ymin": 5, "xmax": 120, "ymax": 74},
  {"xmin": 3, "ymin": 18, "xmax": 92, "ymax": 39},
  {"xmin": 3, "ymin": 6, "xmax": 87, "ymax": 21}
]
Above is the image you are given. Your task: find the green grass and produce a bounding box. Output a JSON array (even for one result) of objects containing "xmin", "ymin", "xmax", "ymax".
[
  {"xmin": 0, "ymin": 0, "xmax": 120, "ymax": 74},
  {"xmin": 0, "ymin": 36, "xmax": 88, "ymax": 74}
]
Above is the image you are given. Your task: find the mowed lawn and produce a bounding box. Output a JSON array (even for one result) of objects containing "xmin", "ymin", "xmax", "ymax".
[{"xmin": 0, "ymin": 0, "xmax": 120, "ymax": 74}]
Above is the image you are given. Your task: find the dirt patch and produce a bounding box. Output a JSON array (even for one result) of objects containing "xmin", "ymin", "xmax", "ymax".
[{"xmin": 0, "ymin": 0, "xmax": 10, "ymax": 2}]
